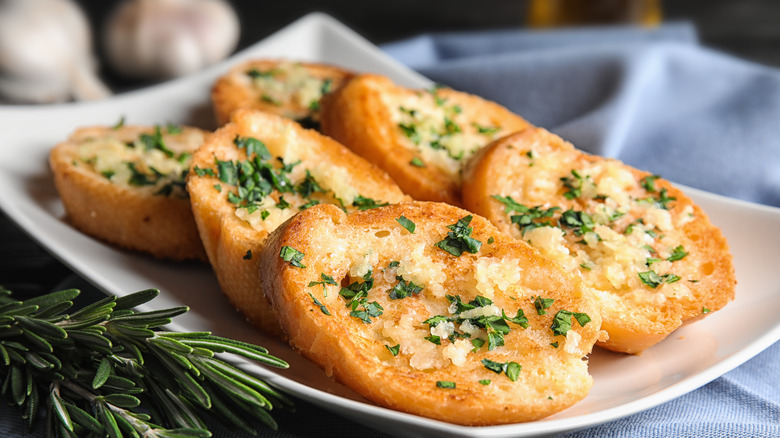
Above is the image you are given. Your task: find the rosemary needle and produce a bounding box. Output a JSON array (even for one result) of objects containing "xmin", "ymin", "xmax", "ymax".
[{"xmin": 0, "ymin": 286, "xmax": 291, "ymax": 437}]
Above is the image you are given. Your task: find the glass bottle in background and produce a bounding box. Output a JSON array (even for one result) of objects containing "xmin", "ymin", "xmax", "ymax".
[{"xmin": 527, "ymin": 0, "xmax": 662, "ymax": 27}]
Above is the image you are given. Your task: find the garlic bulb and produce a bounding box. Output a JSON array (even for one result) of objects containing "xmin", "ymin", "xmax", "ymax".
[
  {"xmin": 0, "ymin": 0, "xmax": 111, "ymax": 103},
  {"xmin": 104, "ymin": 0, "xmax": 240, "ymax": 80}
]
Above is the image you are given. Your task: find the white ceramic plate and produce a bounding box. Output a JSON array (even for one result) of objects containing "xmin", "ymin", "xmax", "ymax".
[{"xmin": 1, "ymin": 12, "xmax": 779, "ymax": 438}]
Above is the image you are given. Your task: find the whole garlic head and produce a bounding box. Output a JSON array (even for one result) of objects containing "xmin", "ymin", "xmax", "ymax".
[
  {"xmin": 105, "ymin": 0, "xmax": 240, "ymax": 79},
  {"xmin": 0, "ymin": 0, "xmax": 111, "ymax": 103}
]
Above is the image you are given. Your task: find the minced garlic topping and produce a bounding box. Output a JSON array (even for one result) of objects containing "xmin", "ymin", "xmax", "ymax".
[{"xmin": 77, "ymin": 127, "xmax": 202, "ymax": 198}]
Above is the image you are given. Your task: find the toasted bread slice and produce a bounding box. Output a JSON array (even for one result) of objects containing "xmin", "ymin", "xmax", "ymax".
[
  {"xmin": 211, "ymin": 59, "xmax": 355, "ymax": 127},
  {"xmin": 259, "ymin": 201, "xmax": 604, "ymax": 425},
  {"xmin": 187, "ymin": 108, "xmax": 409, "ymax": 336},
  {"xmin": 463, "ymin": 127, "xmax": 736, "ymax": 354},
  {"xmin": 320, "ymin": 74, "xmax": 532, "ymax": 206},
  {"xmin": 49, "ymin": 124, "xmax": 208, "ymax": 261}
]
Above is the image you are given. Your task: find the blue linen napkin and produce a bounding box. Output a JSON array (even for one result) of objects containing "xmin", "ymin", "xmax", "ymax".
[{"xmin": 384, "ymin": 23, "xmax": 780, "ymax": 437}]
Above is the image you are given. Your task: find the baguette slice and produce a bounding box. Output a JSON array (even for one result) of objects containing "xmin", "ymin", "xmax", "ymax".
[
  {"xmin": 187, "ymin": 108, "xmax": 409, "ymax": 336},
  {"xmin": 49, "ymin": 124, "xmax": 208, "ymax": 261},
  {"xmin": 211, "ymin": 59, "xmax": 355, "ymax": 127},
  {"xmin": 320, "ymin": 74, "xmax": 532, "ymax": 206},
  {"xmin": 463, "ymin": 127, "xmax": 736, "ymax": 353},
  {"xmin": 259, "ymin": 201, "xmax": 604, "ymax": 425}
]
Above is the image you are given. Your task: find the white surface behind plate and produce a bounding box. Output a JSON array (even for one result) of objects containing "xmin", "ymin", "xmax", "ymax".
[{"xmin": 0, "ymin": 12, "xmax": 779, "ymax": 438}]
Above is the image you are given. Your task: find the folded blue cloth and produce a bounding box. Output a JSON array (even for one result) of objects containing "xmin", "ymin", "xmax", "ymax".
[{"xmin": 384, "ymin": 23, "xmax": 780, "ymax": 438}]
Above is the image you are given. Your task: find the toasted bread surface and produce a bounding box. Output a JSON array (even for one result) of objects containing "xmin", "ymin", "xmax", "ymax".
[
  {"xmin": 320, "ymin": 74, "xmax": 532, "ymax": 206},
  {"xmin": 259, "ymin": 201, "xmax": 604, "ymax": 425},
  {"xmin": 463, "ymin": 127, "xmax": 736, "ymax": 353},
  {"xmin": 49, "ymin": 124, "xmax": 208, "ymax": 261},
  {"xmin": 187, "ymin": 108, "xmax": 409, "ymax": 335},
  {"xmin": 211, "ymin": 59, "xmax": 355, "ymax": 127}
]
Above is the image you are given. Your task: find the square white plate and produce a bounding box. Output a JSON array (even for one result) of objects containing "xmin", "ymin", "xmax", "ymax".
[{"xmin": 1, "ymin": 12, "xmax": 779, "ymax": 438}]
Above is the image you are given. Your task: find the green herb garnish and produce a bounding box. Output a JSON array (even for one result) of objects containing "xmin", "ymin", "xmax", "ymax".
[
  {"xmin": 386, "ymin": 344, "xmax": 400, "ymax": 356},
  {"xmin": 409, "ymin": 157, "xmax": 425, "ymax": 167},
  {"xmin": 436, "ymin": 381, "xmax": 456, "ymax": 389},
  {"xmin": 667, "ymin": 245, "xmax": 689, "ymax": 262},
  {"xmin": 396, "ymin": 215, "xmax": 416, "ymax": 233},
  {"xmin": 533, "ymin": 297, "xmax": 554, "ymax": 315},
  {"xmin": 550, "ymin": 310, "xmax": 591, "ymax": 336},
  {"xmin": 279, "ymin": 246, "xmax": 306, "ymax": 268},
  {"xmin": 308, "ymin": 292, "xmax": 331, "ymax": 316},
  {"xmin": 435, "ymin": 215, "xmax": 482, "ymax": 256}
]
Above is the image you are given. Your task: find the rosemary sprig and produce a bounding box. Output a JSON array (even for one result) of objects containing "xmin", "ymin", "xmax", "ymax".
[{"xmin": 0, "ymin": 286, "xmax": 291, "ymax": 437}]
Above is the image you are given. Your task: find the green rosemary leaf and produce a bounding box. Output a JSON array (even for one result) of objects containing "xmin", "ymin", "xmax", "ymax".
[
  {"xmin": 193, "ymin": 356, "xmax": 271, "ymax": 408},
  {"xmin": 108, "ymin": 323, "xmax": 155, "ymax": 338},
  {"xmin": 21, "ymin": 329, "xmax": 53, "ymax": 353},
  {"xmin": 149, "ymin": 336, "xmax": 195, "ymax": 355},
  {"xmin": 50, "ymin": 389, "xmax": 73, "ymax": 431},
  {"xmin": 92, "ymin": 357, "xmax": 112, "ymax": 389},
  {"xmin": 100, "ymin": 393, "xmax": 141, "ymax": 409},
  {"xmin": 181, "ymin": 338, "xmax": 288, "ymax": 368},
  {"xmin": 64, "ymin": 403, "xmax": 103, "ymax": 434},
  {"xmin": 114, "ymin": 412, "xmax": 141, "ymax": 438},
  {"xmin": 110, "ymin": 306, "xmax": 189, "ymax": 324},
  {"xmin": 22, "ymin": 288, "xmax": 79, "ymax": 309},
  {"xmin": 67, "ymin": 295, "xmax": 117, "ymax": 320},
  {"xmin": 23, "ymin": 381, "xmax": 38, "ymax": 430},
  {"xmin": 15, "ymin": 315, "xmax": 68, "ymax": 340},
  {"xmin": 24, "ymin": 352, "xmax": 54, "ymax": 370},
  {"xmin": 0, "ymin": 344, "xmax": 10, "ymax": 366},
  {"xmin": 96, "ymin": 399, "xmax": 121, "ymax": 438},
  {"xmin": 155, "ymin": 428, "xmax": 214, "ymax": 438}
]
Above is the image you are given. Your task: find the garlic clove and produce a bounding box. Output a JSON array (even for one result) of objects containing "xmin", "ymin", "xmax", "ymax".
[
  {"xmin": 0, "ymin": 0, "xmax": 110, "ymax": 103},
  {"xmin": 104, "ymin": 0, "xmax": 240, "ymax": 80}
]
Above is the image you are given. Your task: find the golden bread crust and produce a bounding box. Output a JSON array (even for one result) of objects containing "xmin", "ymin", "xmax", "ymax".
[
  {"xmin": 260, "ymin": 201, "xmax": 605, "ymax": 425},
  {"xmin": 187, "ymin": 108, "xmax": 409, "ymax": 335},
  {"xmin": 463, "ymin": 127, "xmax": 736, "ymax": 353},
  {"xmin": 49, "ymin": 125, "xmax": 207, "ymax": 261},
  {"xmin": 320, "ymin": 74, "xmax": 531, "ymax": 206},
  {"xmin": 211, "ymin": 59, "xmax": 355, "ymax": 126}
]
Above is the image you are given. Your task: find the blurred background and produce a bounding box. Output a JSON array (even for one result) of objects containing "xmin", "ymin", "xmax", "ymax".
[{"xmin": 2, "ymin": 0, "xmax": 777, "ymax": 102}]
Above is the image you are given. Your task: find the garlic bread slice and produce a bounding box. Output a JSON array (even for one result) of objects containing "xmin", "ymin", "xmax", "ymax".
[
  {"xmin": 259, "ymin": 201, "xmax": 604, "ymax": 425},
  {"xmin": 187, "ymin": 108, "xmax": 409, "ymax": 335},
  {"xmin": 463, "ymin": 127, "xmax": 736, "ymax": 353},
  {"xmin": 211, "ymin": 59, "xmax": 355, "ymax": 127},
  {"xmin": 49, "ymin": 124, "xmax": 207, "ymax": 261},
  {"xmin": 320, "ymin": 74, "xmax": 531, "ymax": 206}
]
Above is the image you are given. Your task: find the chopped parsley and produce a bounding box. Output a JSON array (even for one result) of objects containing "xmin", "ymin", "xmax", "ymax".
[
  {"xmin": 640, "ymin": 175, "xmax": 660, "ymax": 192},
  {"xmin": 478, "ymin": 379, "xmax": 491, "ymax": 385},
  {"xmin": 667, "ymin": 245, "xmax": 689, "ymax": 262},
  {"xmin": 112, "ymin": 115, "xmax": 125, "ymax": 130},
  {"xmin": 440, "ymin": 295, "xmax": 528, "ymax": 350},
  {"xmin": 702, "ymin": 307, "xmax": 711, "ymax": 314},
  {"xmin": 193, "ymin": 166, "xmax": 215, "ymax": 177},
  {"xmin": 560, "ymin": 169, "xmax": 592, "ymax": 200},
  {"xmin": 492, "ymin": 196, "xmax": 560, "ymax": 235},
  {"xmin": 387, "ymin": 277, "xmax": 423, "ymax": 300},
  {"xmin": 559, "ymin": 209, "xmax": 596, "ymax": 236},
  {"xmin": 487, "ymin": 236, "xmax": 495, "ymax": 244},
  {"xmin": 234, "ymin": 135, "xmax": 271, "ymax": 160},
  {"xmin": 385, "ymin": 344, "xmax": 400, "ymax": 356},
  {"xmin": 340, "ymin": 271, "xmax": 383, "ymax": 323},
  {"xmin": 436, "ymin": 381, "xmax": 456, "ymax": 389},
  {"xmin": 533, "ymin": 297, "xmax": 555, "ymax": 315},
  {"xmin": 638, "ymin": 270, "xmax": 681, "ymax": 288},
  {"xmin": 308, "ymin": 273, "xmax": 338, "ymax": 293},
  {"xmin": 308, "ymin": 293, "xmax": 331, "ymax": 316},
  {"xmin": 396, "ymin": 215, "xmax": 416, "ymax": 233},
  {"xmin": 473, "ymin": 123, "xmax": 500, "ymax": 135},
  {"xmin": 352, "ymin": 195, "xmax": 389, "ymax": 211},
  {"xmin": 139, "ymin": 126, "xmax": 175, "ymax": 158},
  {"xmin": 480, "ymin": 359, "xmax": 521, "ymax": 381},
  {"xmin": 165, "ymin": 123, "xmax": 182, "ymax": 134},
  {"xmin": 550, "ymin": 310, "xmax": 591, "ymax": 336},
  {"xmin": 279, "ymin": 246, "xmax": 305, "ymax": 268},
  {"xmin": 243, "ymin": 250, "xmax": 252, "ymax": 260},
  {"xmin": 409, "ymin": 157, "xmax": 425, "ymax": 167},
  {"xmin": 435, "ymin": 215, "xmax": 482, "ymax": 256}
]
